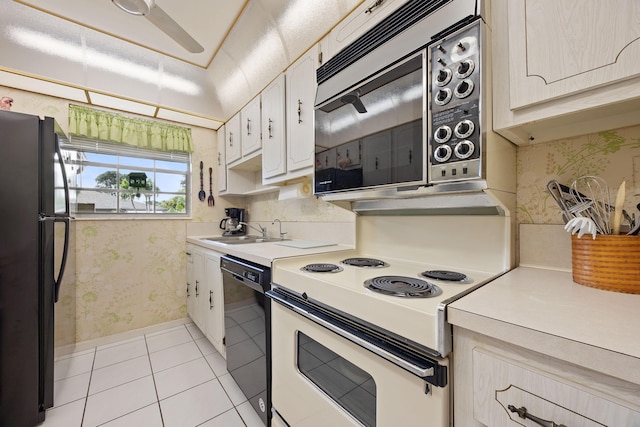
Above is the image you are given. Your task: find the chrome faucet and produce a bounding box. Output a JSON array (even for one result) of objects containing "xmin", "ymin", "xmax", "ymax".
[
  {"xmin": 272, "ymin": 219, "xmax": 287, "ymax": 240},
  {"xmin": 239, "ymin": 222, "xmax": 267, "ymax": 238}
]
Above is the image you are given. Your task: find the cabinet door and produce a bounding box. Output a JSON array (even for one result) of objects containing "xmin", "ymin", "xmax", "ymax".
[
  {"xmin": 225, "ymin": 113, "xmax": 241, "ymax": 164},
  {"xmin": 361, "ymin": 131, "xmax": 391, "ymax": 186},
  {"xmin": 328, "ymin": 0, "xmax": 403, "ymax": 56},
  {"xmin": 186, "ymin": 246, "xmax": 196, "ymax": 321},
  {"xmin": 217, "ymin": 125, "xmax": 227, "ymax": 192},
  {"xmin": 241, "ymin": 95, "xmax": 261, "ymax": 156},
  {"xmin": 204, "ymin": 251, "xmax": 224, "ymax": 355},
  {"xmin": 262, "ymin": 74, "xmax": 286, "ymax": 180},
  {"xmin": 286, "ymin": 48, "xmax": 317, "ymax": 175},
  {"xmin": 190, "ymin": 249, "xmax": 206, "ymax": 332},
  {"xmin": 506, "ymin": 0, "xmax": 640, "ymax": 110}
]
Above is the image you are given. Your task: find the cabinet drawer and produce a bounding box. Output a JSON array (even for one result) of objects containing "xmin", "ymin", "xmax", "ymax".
[{"xmin": 472, "ymin": 348, "xmax": 640, "ymax": 426}]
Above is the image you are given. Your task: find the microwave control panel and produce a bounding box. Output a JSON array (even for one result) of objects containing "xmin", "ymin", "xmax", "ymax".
[{"xmin": 428, "ymin": 21, "xmax": 482, "ymax": 184}]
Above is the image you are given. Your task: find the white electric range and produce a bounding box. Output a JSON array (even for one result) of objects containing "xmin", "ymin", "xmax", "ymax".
[{"xmin": 268, "ymin": 215, "xmax": 513, "ymax": 427}]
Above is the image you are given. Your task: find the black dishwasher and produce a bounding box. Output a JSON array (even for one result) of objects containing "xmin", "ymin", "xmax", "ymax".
[{"xmin": 221, "ymin": 255, "xmax": 271, "ymax": 426}]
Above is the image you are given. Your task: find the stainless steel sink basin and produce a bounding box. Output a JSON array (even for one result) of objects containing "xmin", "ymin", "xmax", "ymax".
[{"xmin": 201, "ymin": 236, "xmax": 288, "ymax": 244}]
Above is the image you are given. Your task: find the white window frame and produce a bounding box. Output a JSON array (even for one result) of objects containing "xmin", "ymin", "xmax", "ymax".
[{"xmin": 60, "ymin": 137, "xmax": 191, "ymax": 218}]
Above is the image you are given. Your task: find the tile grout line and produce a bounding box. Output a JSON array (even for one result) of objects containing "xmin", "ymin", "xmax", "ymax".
[
  {"xmin": 79, "ymin": 347, "xmax": 98, "ymax": 427},
  {"xmin": 144, "ymin": 330, "xmax": 166, "ymax": 427}
]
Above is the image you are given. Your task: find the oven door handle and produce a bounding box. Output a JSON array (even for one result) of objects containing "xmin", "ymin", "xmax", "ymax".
[{"xmin": 267, "ymin": 289, "xmax": 444, "ymax": 384}]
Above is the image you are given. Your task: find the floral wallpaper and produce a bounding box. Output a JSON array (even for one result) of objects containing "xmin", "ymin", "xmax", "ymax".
[
  {"xmin": 74, "ymin": 220, "xmax": 188, "ymax": 340},
  {"xmin": 517, "ymin": 125, "xmax": 640, "ymax": 226}
]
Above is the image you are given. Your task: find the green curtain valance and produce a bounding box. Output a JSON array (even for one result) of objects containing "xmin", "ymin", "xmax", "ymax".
[{"xmin": 68, "ymin": 105, "xmax": 193, "ymax": 153}]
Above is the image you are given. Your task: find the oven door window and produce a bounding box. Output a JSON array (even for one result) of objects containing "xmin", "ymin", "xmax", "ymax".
[{"xmin": 297, "ymin": 332, "xmax": 376, "ymax": 427}]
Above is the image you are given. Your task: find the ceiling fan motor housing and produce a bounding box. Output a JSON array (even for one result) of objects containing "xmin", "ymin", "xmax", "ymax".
[{"xmin": 112, "ymin": 0, "xmax": 152, "ymax": 16}]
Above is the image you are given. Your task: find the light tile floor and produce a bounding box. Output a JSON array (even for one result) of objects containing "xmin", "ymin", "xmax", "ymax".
[{"xmin": 41, "ymin": 323, "xmax": 265, "ymax": 427}]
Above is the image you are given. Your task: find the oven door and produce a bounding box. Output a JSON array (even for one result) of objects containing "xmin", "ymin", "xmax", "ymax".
[
  {"xmin": 269, "ymin": 296, "xmax": 449, "ymax": 427},
  {"xmin": 314, "ymin": 51, "xmax": 427, "ymax": 195}
]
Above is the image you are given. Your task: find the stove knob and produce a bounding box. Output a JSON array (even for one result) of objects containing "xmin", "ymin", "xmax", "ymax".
[
  {"xmin": 455, "ymin": 59, "xmax": 475, "ymax": 79},
  {"xmin": 434, "ymin": 125, "xmax": 452, "ymax": 143},
  {"xmin": 454, "ymin": 120, "xmax": 475, "ymax": 138},
  {"xmin": 454, "ymin": 79, "xmax": 474, "ymax": 99},
  {"xmin": 454, "ymin": 140, "xmax": 475, "ymax": 159},
  {"xmin": 433, "ymin": 145, "xmax": 452, "ymax": 162},
  {"xmin": 456, "ymin": 41, "xmax": 467, "ymax": 52},
  {"xmin": 434, "ymin": 88, "xmax": 452, "ymax": 106},
  {"xmin": 434, "ymin": 68, "xmax": 452, "ymax": 87}
]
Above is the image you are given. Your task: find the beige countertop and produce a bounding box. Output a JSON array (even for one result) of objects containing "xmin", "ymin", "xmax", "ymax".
[
  {"xmin": 448, "ymin": 266, "xmax": 640, "ymax": 383},
  {"xmin": 186, "ymin": 235, "xmax": 354, "ymax": 266}
]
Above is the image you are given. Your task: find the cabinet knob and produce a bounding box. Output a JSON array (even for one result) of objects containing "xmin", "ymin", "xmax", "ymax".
[
  {"xmin": 268, "ymin": 118, "xmax": 273, "ymax": 139},
  {"xmin": 297, "ymin": 99, "xmax": 302, "ymax": 124},
  {"xmin": 229, "ymin": 132, "xmax": 233, "ymax": 146},
  {"xmin": 246, "ymin": 118, "xmax": 251, "ymax": 136}
]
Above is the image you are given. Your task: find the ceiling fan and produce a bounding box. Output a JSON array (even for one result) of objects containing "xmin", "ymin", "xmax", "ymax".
[{"xmin": 111, "ymin": 0, "xmax": 204, "ymax": 53}]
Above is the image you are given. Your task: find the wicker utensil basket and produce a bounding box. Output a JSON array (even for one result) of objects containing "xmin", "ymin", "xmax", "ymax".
[{"xmin": 571, "ymin": 234, "xmax": 640, "ymax": 294}]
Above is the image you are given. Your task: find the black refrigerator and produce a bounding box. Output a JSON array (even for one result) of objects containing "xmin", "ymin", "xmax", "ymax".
[{"xmin": 0, "ymin": 110, "xmax": 72, "ymax": 426}]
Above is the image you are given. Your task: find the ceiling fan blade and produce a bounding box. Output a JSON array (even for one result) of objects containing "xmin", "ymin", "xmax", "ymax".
[{"xmin": 145, "ymin": 4, "xmax": 204, "ymax": 53}]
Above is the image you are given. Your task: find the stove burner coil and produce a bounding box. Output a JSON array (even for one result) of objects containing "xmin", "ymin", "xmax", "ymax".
[
  {"xmin": 365, "ymin": 276, "xmax": 442, "ymax": 298},
  {"xmin": 341, "ymin": 258, "xmax": 389, "ymax": 268},
  {"xmin": 421, "ymin": 270, "xmax": 469, "ymax": 282},
  {"xmin": 301, "ymin": 263, "xmax": 343, "ymax": 273}
]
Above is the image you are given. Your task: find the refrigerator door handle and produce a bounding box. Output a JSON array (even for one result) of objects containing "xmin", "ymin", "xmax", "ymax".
[
  {"xmin": 53, "ymin": 217, "xmax": 70, "ymax": 303},
  {"xmin": 52, "ymin": 134, "xmax": 71, "ymax": 302}
]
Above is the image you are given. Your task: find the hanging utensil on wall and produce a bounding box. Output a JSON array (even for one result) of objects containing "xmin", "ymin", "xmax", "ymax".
[
  {"xmin": 208, "ymin": 167, "xmax": 215, "ymax": 206},
  {"xmin": 198, "ymin": 161, "xmax": 206, "ymax": 201}
]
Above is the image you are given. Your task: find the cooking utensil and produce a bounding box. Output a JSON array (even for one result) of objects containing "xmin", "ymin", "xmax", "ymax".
[
  {"xmin": 208, "ymin": 167, "xmax": 215, "ymax": 206},
  {"xmin": 570, "ymin": 176, "xmax": 611, "ymax": 235},
  {"xmin": 198, "ymin": 161, "xmax": 206, "ymax": 201},
  {"xmin": 564, "ymin": 217, "xmax": 598, "ymax": 239},
  {"xmin": 612, "ymin": 181, "xmax": 625, "ymax": 235},
  {"xmin": 547, "ymin": 180, "xmax": 574, "ymax": 223}
]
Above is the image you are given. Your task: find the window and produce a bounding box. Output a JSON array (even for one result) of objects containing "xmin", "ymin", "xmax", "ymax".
[{"xmin": 60, "ymin": 137, "xmax": 191, "ymax": 216}]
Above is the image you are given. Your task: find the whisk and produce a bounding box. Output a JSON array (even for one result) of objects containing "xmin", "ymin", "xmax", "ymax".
[{"xmin": 570, "ymin": 176, "xmax": 611, "ymax": 235}]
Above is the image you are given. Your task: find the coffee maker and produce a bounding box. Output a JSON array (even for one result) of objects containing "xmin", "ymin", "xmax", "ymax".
[{"xmin": 220, "ymin": 208, "xmax": 246, "ymax": 236}]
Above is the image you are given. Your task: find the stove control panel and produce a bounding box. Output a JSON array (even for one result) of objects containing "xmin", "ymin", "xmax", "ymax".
[{"xmin": 428, "ymin": 21, "xmax": 482, "ymax": 184}]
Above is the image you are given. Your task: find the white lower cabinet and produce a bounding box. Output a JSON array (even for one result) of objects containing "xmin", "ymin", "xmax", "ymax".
[
  {"xmin": 186, "ymin": 244, "xmax": 225, "ymax": 355},
  {"xmin": 453, "ymin": 327, "xmax": 640, "ymax": 426}
]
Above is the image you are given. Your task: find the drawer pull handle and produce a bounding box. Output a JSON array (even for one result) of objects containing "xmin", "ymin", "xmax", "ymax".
[{"xmin": 508, "ymin": 405, "xmax": 567, "ymax": 427}]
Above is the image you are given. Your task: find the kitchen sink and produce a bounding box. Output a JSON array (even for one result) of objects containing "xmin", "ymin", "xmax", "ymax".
[{"xmin": 201, "ymin": 236, "xmax": 288, "ymax": 244}]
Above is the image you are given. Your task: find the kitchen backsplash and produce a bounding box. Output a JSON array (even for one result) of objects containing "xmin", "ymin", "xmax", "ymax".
[{"xmin": 517, "ymin": 124, "xmax": 640, "ymax": 226}]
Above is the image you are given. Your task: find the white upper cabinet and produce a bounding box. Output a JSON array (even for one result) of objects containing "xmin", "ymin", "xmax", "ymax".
[
  {"xmin": 492, "ymin": 0, "xmax": 640, "ymax": 145},
  {"xmin": 262, "ymin": 74, "xmax": 287, "ymax": 180},
  {"xmin": 224, "ymin": 113, "xmax": 241, "ymax": 163},
  {"xmin": 285, "ymin": 46, "xmax": 317, "ymax": 177},
  {"xmin": 328, "ymin": 0, "xmax": 404, "ymax": 57},
  {"xmin": 217, "ymin": 125, "xmax": 227, "ymax": 192},
  {"xmin": 241, "ymin": 95, "xmax": 261, "ymax": 157}
]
